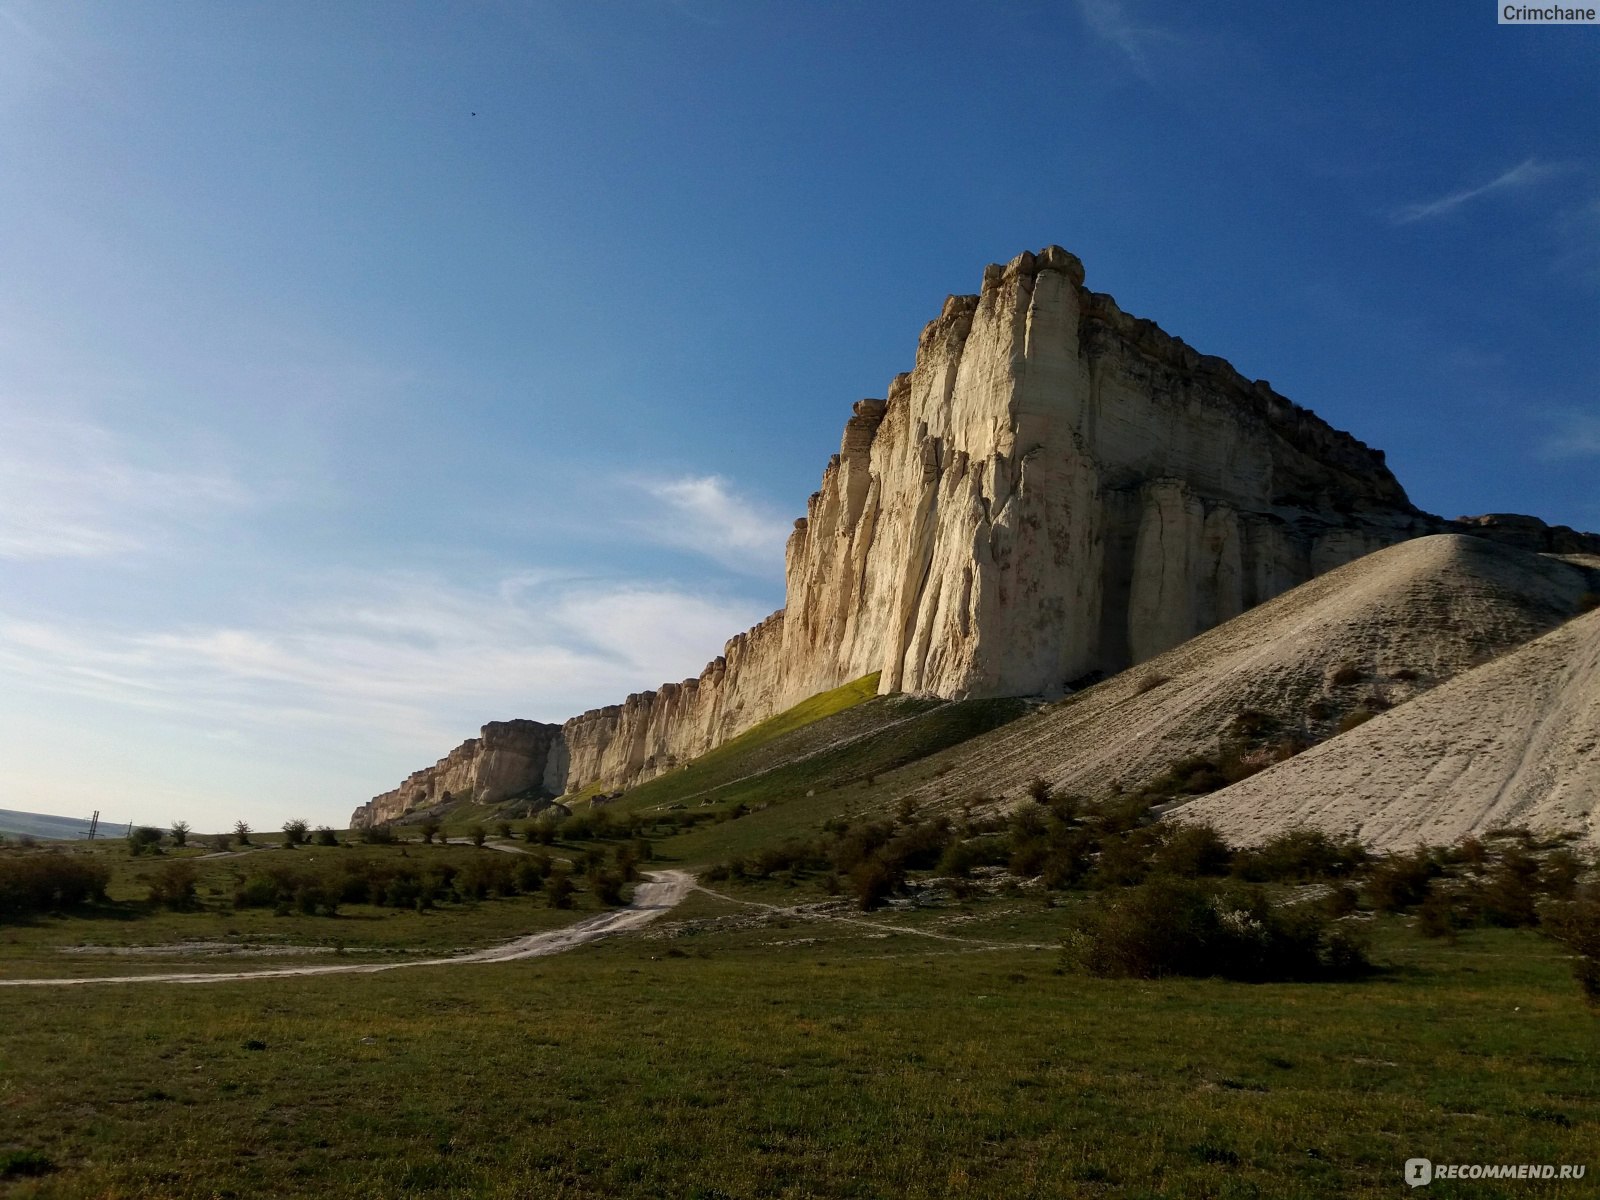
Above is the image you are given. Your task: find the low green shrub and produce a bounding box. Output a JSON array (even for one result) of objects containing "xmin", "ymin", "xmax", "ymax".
[
  {"xmin": 147, "ymin": 860, "xmax": 200, "ymax": 911},
  {"xmin": 0, "ymin": 853, "xmax": 111, "ymax": 920},
  {"xmin": 1366, "ymin": 849, "xmax": 1436, "ymax": 912},
  {"xmin": 545, "ymin": 870, "xmax": 575, "ymax": 909},
  {"xmin": 1232, "ymin": 828, "xmax": 1366, "ymax": 882},
  {"xmin": 0, "ymin": 1149, "xmax": 55, "ymax": 1180},
  {"xmin": 1062, "ymin": 877, "xmax": 1371, "ymax": 982},
  {"xmin": 1541, "ymin": 884, "xmax": 1600, "ymax": 1004},
  {"xmin": 589, "ymin": 868, "xmax": 626, "ymax": 906}
]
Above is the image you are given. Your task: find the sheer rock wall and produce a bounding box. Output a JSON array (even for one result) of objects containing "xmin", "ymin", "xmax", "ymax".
[{"xmin": 350, "ymin": 247, "xmax": 1594, "ymax": 826}]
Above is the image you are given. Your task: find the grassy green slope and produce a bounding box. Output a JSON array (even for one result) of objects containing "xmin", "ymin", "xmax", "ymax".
[
  {"xmin": 601, "ymin": 672, "xmax": 886, "ymax": 810},
  {"xmin": 603, "ymin": 681, "xmax": 1027, "ymax": 841},
  {"xmin": 641, "ymin": 695, "xmax": 1031, "ymax": 866}
]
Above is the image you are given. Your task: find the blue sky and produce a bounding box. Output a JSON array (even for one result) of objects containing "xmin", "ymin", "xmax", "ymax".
[{"xmin": 1, "ymin": 1, "xmax": 1595, "ymax": 833}]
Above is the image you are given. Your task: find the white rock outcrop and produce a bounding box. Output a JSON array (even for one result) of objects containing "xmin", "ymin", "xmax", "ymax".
[
  {"xmin": 350, "ymin": 720, "xmax": 561, "ymax": 828},
  {"xmin": 352, "ymin": 248, "xmax": 1595, "ymax": 826}
]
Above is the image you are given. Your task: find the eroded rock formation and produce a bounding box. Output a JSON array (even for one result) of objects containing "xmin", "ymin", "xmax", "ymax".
[
  {"xmin": 350, "ymin": 719, "xmax": 561, "ymax": 828},
  {"xmin": 351, "ymin": 247, "xmax": 1598, "ymax": 826}
]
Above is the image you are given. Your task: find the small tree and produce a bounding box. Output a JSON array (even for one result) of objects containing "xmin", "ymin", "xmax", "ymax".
[
  {"xmin": 589, "ymin": 868, "xmax": 625, "ymax": 906},
  {"xmin": 468, "ymin": 823, "xmax": 487, "ymax": 848},
  {"xmin": 170, "ymin": 820, "xmax": 191, "ymax": 848},
  {"xmin": 1543, "ymin": 883, "xmax": 1600, "ymax": 1004},
  {"xmin": 233, "ymin": 821, "xmax": 252, "ymax": 847},
  {"xmin": 281, "ymin": 818, "xmax": 310, "ymax": 847},
  {"xmin": 128, "ymin": 826, "xmax": 164, "ymax": 856},
  {"xmin": 495, "ymin": 820, "xmax": 512, "ymax": 839},
  {"xmin": 545, "ymin": 869, "xmax": 574, "ymax": 909},
  {"xmin": 148, "ymin": 860, "xmax": 199, "ymax": 910},
  {"xmin": 313, "ymin": 825, "xmax": 339, "ymax": 846},
  {"xmin": 417, "ymin": 816, "xmax": 442, "ymax": 845}
]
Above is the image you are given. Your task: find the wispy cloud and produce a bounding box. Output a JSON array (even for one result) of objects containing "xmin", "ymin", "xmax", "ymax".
[
  {"xmin": 1075, "ymin": 0, "xmax": 1181, "ymax": 78},
  {"xmin": 1551, "ymin": 194, "xmax": 1600, "ymax": 285},
  {"xmin": 1537, "ymin": 412, "xmax": 1600, "ymax": 460},
  {"xmin": 1392, "ymin": 158, "xmax": 1560, "ymax": 224},
  {"xmin": 0, "ymin": 411, "xmax": 250, "ymax": 560},
  {"xmin": 628, "ymin": 474, "xmax": 793, "ymax": 576},
  {"xmin": 0, "ymin": 571, "xmax": 771, "ymax": 748}
]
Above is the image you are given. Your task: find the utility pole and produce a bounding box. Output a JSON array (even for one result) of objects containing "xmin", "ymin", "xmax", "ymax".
[{"xmin": 87, "ymin": 810, "xmax": 99, "ymax": 841}]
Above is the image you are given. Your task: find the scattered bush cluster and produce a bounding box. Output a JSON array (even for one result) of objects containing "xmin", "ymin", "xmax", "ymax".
[
  {"xmin": 218, "ymin": 842, "xmax": 638, "ymax": 916},
  {"xmin": 706, "ymin": 788, "xmax": 1381, "ymax": 915},
  {"xmin": 698, "ymin": 781, "xmax": 1597, "ymax": 994},
  {"xmin": 1384, "ymin": 835, "xmax": 1591, "ymax": 940},
  {"xmin": 229, "ymin": 850, "xmax": 578, "ymax": 915},
  {"xmin": 1062, "ymin": 876, "xmax": 1371, "ymax": 981},
  {"xmin": 0, "ymin": 853, "xmax": 111, "ymax": 920}
]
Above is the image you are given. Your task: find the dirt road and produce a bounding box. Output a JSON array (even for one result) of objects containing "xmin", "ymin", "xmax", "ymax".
[{"xmin": 0, "ymin": 870, "xmax": 694, "ymax": 988}]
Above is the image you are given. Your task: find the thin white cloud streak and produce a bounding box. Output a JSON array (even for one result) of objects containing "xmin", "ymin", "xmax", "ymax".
[
  {"xmin": 1392, "ymin": 158, "xmax": 1559, "ymax": 224},
  {"xmin": 629, "ymin": 474, "xmax": 793, "ymax": 575},
  {"xmin": 0, "ymin": 571, "xmax": 771, "ymax": 749},
  {"xmin": 1076, "ymin": 0, "xmax": 1180, "ymax": 78},
  {"xmin": 1537, "ymin": 412, "xmax": 1600, "ymax": 460},
  {"xmin": 0, "ymin": 411, "xmax": 250, "ymax": 559},
  {"xmin": 1551, "ymin": 194, "xmax": 1600, "ymax": 284}
]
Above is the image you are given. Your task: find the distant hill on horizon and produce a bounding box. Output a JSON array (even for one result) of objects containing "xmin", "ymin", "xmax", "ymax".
[{"xmin": 0, "ymin": 808, "xmax": 113, "ymax": 841}]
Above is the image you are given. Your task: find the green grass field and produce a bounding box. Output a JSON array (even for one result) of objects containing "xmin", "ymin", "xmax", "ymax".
[
  {"xmin": 2, "ymin": 674, "xmax": 1595, "ymax": 1197},
  {"xmin": 1, "ymin": 879, "xmax": 1594, "ymax": 1198}
]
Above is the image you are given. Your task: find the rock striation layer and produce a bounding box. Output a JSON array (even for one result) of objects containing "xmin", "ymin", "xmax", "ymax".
[{"xmin": 351, "ymin": 248, "xmax": 1599, "ymax": 827}]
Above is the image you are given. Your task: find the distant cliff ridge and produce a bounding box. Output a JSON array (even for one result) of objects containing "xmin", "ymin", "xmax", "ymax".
[
  {"xmin": 354, "ymin": 720, "xmax": 562, "ymax": 827},
  {"xmin": 350, "ymin": 247, "xmax": 1598, "ymax": 827}
]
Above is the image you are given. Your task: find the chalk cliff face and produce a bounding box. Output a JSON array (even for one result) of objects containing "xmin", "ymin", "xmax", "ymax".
[
  {"xmin": 351, "ymin": 247, "xmax": 1596, "ymax": 827},
  {"xmin": 779, "ymin": 248, "xmax": 1426, "ymax": 705},
  {"xmin": 350, "ymin": 720, "xmax": 561, "ymax": 829}
]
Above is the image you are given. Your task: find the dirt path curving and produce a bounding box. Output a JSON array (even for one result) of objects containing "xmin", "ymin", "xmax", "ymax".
[{"xmin": 0, "ymin": 871, "xmax": 694, "ymax": 988}]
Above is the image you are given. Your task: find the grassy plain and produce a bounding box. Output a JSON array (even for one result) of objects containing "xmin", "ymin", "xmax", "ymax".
[
  {"xmin": 3, "ymin": 672, "xmax": 1594, "ymax": 1197},
  {"xmin": 2, "ymin": 855, "xmax": 1596, "ymax": 1198}
]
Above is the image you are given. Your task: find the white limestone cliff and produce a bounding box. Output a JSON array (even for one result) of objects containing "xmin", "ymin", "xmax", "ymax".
[
  {"xmin": 349, "ymin": 719, "xmax": 561, "ymax": 829},
  {"xmin": 351, "ymin": 247, "xmax": 1592, "ymax": 826}
]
